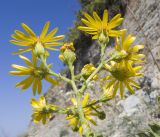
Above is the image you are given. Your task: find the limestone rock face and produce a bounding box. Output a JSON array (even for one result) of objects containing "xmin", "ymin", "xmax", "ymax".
[{"xmin": 27, "ymin": 0, "xmax": 160, "ymax": 137}]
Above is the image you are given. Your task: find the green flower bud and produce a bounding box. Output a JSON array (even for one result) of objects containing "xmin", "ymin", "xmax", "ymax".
[
  {"xmin": 34, "ymin": 42, "xmax": 45, "ymax": 58},
  {"xmin": 63, "ymin": 49, "xmax": 76, "ymax": 65},
  {"xmin": 98, "ymin": 111, "xmax": 106, "ymax": 120},
  {"xmin": 98, "ymin": 32, "xmax": 109, "ymax": 45}
]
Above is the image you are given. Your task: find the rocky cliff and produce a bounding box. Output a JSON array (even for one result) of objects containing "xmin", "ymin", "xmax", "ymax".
[{"xmin": 26, "ymin": 0, "xmax": 160, "ymax": 137}]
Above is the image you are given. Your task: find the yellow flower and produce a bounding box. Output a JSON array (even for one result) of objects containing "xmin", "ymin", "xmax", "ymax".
[
  {"xmin": 81, "ymin": 64, "xmax": 98, "ymax": 80},
  {"xmin": 78, "ymin": 10, "xmax": 123, "ymax": 39},
  {"xmin": 10, "ymin": 22, "xmax": 64, "ymax": 54},
  {"xmin": 66, "ymin": 94, "xmax": 99, "ymax": 134},
  {"xmin": 31, "ymin": 96, "xmax": 57, "ymax": 125},
  {"xmin": 103, "ymin": 61, "xmax": 143, "ymax": 99},
  {"xmin": 10, "ymin": 53, "xmax": 58, "ymax": 95},
  {"xmin": 114, "ymin": 30, "xmax": 145, "ymax": 63}
]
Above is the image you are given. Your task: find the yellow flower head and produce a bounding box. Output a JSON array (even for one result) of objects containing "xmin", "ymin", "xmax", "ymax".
[
  {"xmin": 66, "ymin": 94, "xmax": 99, "ymax": 134},
  {"xmin": 78, "ymin": 10, "xmax": 124, "ymax": 39},
  {"xmin": 10, "ymin": 22, "xmax": 64, "ymax": 54},
  {"xmin": 81, "ymin": 64, "xmax": 98, "ymax": 80},
  {"xmin": 103, "ymin": 61, "xmax": 143, "ymax": 99},
  {"xmin": 31, "ymin": 96, "xmax": 57, "ymax": 125},
  {"xmin": 114, "ymin": 30, "xmax": 145, "ymax": 63},
  {"xmin": 10, "ymin": 53, "xmax": 58, "ymax": 95}
]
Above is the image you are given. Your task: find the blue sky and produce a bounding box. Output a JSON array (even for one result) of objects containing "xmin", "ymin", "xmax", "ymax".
[{"xmin": 0, "ymin": 0, "xmax": 80, "ymax": 137}]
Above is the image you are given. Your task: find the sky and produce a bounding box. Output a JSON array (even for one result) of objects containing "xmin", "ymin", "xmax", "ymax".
[{"xmin": 0, "ymin": 0, "xmax": 80, "ymax": 137}]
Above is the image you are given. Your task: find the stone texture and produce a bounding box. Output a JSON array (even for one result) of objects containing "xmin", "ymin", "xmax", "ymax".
[{"xmin": 27, "ymin": 0, "xmax": 160, "ymax": 137}]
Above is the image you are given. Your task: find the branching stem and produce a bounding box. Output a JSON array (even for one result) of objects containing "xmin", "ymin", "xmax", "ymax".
[{"xmin": 40, "ymin": 55, "xmax": 71, "ymax": 84}]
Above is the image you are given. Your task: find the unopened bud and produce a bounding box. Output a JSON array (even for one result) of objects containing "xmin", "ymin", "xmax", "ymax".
[
  {"xmin": 34, "ymin": 42, "xmax": 45, "ymax": 57},
  {"xmin": 63, "ymin": 49, "xmax": 76, "ymax": 65},
  {"xmin": 98, "ymin": 32, "xmax": 109, "ymax": 44},
  {"xmin": 98, "ymin": 111, "xmax": 106, "ymax": 120}
]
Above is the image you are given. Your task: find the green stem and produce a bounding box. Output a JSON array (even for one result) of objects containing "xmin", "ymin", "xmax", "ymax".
[{"xmin": 69, "ymin": 63, "xmax": 85, "ymax": 125}]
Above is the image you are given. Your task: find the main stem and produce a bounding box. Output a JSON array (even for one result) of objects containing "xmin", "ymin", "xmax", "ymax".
[{"xmin": 69, "ymin": 63, "xmax": 85, "ymax": 124}]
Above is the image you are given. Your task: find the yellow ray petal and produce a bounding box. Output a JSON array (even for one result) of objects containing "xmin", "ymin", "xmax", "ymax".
[
  {"xmin": 84, "ymin": 13, "xmax": 95, "ymax": 24},
  {"xmin": 71, "ymin": 98, "xmax": 77, "ymax": 106},
  {"xmin": 86, "ymin": 116, "xmax": 97, "ymax": 125},
  {"xmin": 37, "ymin": 79, "xmax": 42, "ymax": 94},
  {"xmin": 42, "ymin": 114, "xmax": 47, "ymax": 125},
  {"xmin": 123, "ymin": 35, "xmax": 136, "ymax": 50},
  {"xmin": 10, "ymin": 40, "xmax": 32, "ymax": 46},
  {"xmin": 45, "ymin": 76, "xmax": 58, "ymax": 85},
  {"xmin": 47, "ymin": 35, "xmax": 64, "ymax": 42},
  {"xmin": 10, "ymin": 70, "xmax": 31, "ymax": 75},
  {"xmin": 40, "ymin": 21, "xmax": 50, "ymax": 39},
  {"xmin": 21, "ymin": 23, "xmax": 36, "ymax": 37},
  {"xmin": 106, "ymin": 79, "xmax": 116, "ymax": 88},
  {"xmin": 45, "ymin": 47, "xmax": 59, "ymax": 51},
  {"xmin": 81, "ymin": 19, "xmax": 96, "ymax": 28},
  {"xmin": 109, "ymin": 30, "xmax": 122, "ymax": 37},
  {"xmin": 44, "ymin": 28, "xmax": 58, "ymax": 41},
  {"xmin": 32, "ymin": 79, "xmax": 38, "ymax": 95},
  {"xmin": 14, "ymin": 30, "xmax": 35, "ymax": 42},
  {"xmin": 16, "ymin": 76, "xmax": 33, "ymax": 90},
  {"xmin": 130, "ymin": 45, "xmax": 144, "ymax": 52},
  {"xmin": 128, "ymin": 79, "xmax": 140, "ymax": 88},
  {"xmin": 93, "ymin": 11, "xmax": 102, "ymax": 22},
  {"xmin": 45, "ymin": 42, "xmax": 62, "ymax": 47},
  {"xmin": 112, "ymin": 81, "xmax": 119, "ymax": 98},
  {"xmin": 11, "ymin": 64, "xmax": 30, "ymax": 71},
  {"xmin": 40, "ymin": 96, "xmax": 46, "ymax": 105},
  {"xmin": 32, "ymin": 52, "xmax": 37, "ymax": 67},
  {"xmin": 19, "ymin": 55, "xmax": 33, "ymax": 67},
  {"xmin": 109, "ymin": 14, "xmax": 121, "ymax": 25},
  {"xmin": 78, "ymin": 26, "xmax": 97, "ymax": 32},
  {"xmin": 31, "ymin": 98, "xmax": 40, "ymax": 108},
  {"xmin": 108, "ymin": 18, "xmax": 123, "ymax": 29},
  {"xmin": 11, "ymin": 34, "xmax": 31, "ymax": 42},
  {"xmin": 124, "ymin": 80, "xmax": 135, "ymax": 94},
  {"xmin": 102, "ymin": 10, "xmax": 108, "ymax": 25},
  {"xmin": 120, "ymin": 81, "xmax": 124, "ymax": 99},
  {"xmin": 82, "ymin": 93, "xmax": 90, "ymax": 106},
  {"xmin": 12, "ymin": 47, "xmax": 32, "ymax": 55}
]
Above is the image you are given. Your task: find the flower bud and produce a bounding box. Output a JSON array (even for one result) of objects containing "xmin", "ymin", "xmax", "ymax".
[
  {"xmin": 63, "ymin": 49, "xmax": 76, "ymax": 65},
  {"xmin": 98, "ymin": 32, "xmax": 109, "ymax": 44},
  {"xmin": 34, "ymin": 42, "xmax": 45, "ymax": 58},
  {"xmin": 98, "ymin": 111, "xmax": 106, "ymax": 120}
]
